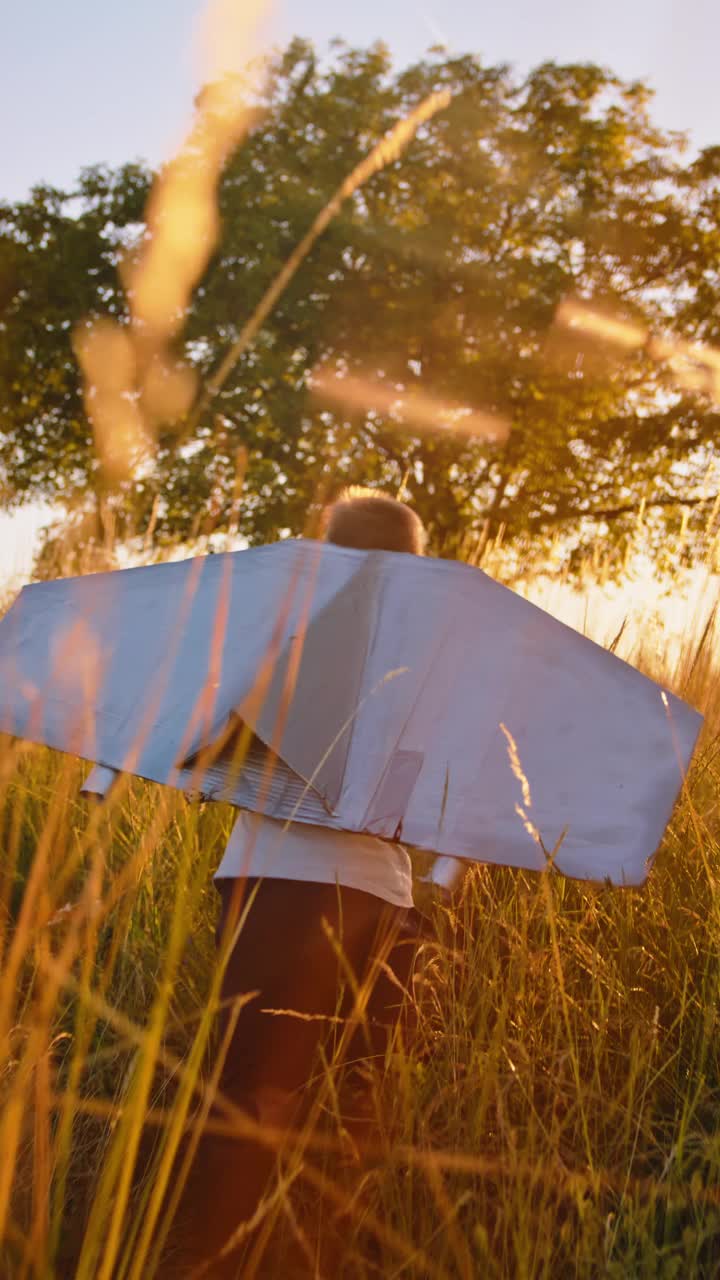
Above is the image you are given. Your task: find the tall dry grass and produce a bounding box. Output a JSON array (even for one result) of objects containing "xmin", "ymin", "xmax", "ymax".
[{"xmin": 0, "ymin": 552, "xmax": 718, "ymax": 1278}]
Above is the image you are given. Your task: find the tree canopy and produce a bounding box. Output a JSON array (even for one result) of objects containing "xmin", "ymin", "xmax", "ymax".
[{"xmin": 1, "ymin": 40, "xmax": 719, "ymax": 572}]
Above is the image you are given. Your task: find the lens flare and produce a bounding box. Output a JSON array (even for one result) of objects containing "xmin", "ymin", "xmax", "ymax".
[
  {"xmin": 310, "ymin": 369, "xmax": 509, "ymax": 442},
  {"xmin": 556, "ymin": 299, "xmax": 720, "ymax": 402},
  {"xmin": 555, "ymin": 300, "xmax": 648, "ymax": 351}
]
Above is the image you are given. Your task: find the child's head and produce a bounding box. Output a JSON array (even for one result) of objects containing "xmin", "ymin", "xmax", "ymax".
[{"xmin": 320, "ymin": 486, "xmax": 426, "ymax": 555}]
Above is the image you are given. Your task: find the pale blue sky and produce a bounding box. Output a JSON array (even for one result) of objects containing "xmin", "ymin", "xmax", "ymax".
[{"xmin": 3, "ymin": 0, "xmax": 718, "ymax": 202}]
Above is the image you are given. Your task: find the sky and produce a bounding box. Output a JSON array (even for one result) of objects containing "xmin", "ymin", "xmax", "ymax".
[
  {"xmin": 0, "ymin": 0, "xmax": 717, "ymax": 581},
  {"xmin": 2, "ymin": 0, "xmax": 719, "ymax": 203}
]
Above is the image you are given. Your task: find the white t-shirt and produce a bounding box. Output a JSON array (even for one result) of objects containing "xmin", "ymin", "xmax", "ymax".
[{"xmin": 215, "ymin": 810, "xmax": 414, "ymax": 909}]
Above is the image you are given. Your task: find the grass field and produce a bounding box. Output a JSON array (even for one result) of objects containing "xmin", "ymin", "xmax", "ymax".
[{"xmin": 0, "ymin": 555, "xmax": 719, "ymax": 1278}]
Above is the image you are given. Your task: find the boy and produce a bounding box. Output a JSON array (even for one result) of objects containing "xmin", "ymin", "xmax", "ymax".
[{"xmin": 172, "ymin": 489, "xmax": 427, "ymax": 1273}]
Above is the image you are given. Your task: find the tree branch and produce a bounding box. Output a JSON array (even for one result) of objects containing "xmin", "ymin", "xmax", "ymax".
[{"xmin": 527, "ymin": 491, "xmax": 719, "ymax": 530}]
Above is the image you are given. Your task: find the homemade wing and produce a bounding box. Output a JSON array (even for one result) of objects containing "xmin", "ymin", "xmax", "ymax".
[{"xmin": 0, "ymin": 541, "xmax": 702, "ymax": 885}]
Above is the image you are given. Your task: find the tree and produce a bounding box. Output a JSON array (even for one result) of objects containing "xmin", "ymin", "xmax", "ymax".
[{"xmin": 1, "ymin": 40, "xmax": 719, "ymax": 571}]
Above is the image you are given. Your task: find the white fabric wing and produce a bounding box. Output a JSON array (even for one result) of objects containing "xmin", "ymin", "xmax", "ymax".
[{"xmin": 0, "ymin": 541, "xmax": 702, "ymax": 886}]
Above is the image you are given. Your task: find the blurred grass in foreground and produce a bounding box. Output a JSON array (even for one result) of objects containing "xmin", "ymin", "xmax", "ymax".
[{"xmin": 0, "ymin": 559, "xmax": 718, "ymax": 1278}]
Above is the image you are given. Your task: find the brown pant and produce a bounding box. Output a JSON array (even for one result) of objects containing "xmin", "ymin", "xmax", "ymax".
[{"xmin": 162, "ymin": 877, "xmax": 409, "ymax": 1276}]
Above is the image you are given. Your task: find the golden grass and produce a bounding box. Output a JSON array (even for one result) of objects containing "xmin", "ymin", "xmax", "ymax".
[{"xmin": 0, "ymin": 559, "xmax": 718, "ymax": 1278}]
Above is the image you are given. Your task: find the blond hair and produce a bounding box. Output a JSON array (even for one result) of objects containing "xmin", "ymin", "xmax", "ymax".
[{"xmin": 320, "ymin": 486, "xmax": 426, "ymax": 555}]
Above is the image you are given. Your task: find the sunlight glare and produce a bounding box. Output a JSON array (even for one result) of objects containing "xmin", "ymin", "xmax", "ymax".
[
  {"xmin": 310, "ymin": 369, "xmax": 510, "ymax": 442},
  {"xmin": 556, "ymin": 299, "xmax": 720, "ymax": 403}
]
